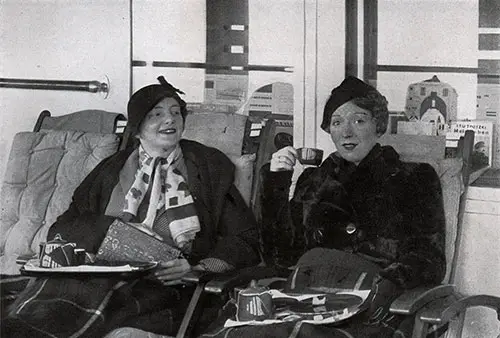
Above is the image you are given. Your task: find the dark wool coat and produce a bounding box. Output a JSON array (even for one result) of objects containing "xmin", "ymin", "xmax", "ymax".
[
  {"xmin": 48, "ymin": 138, "xmax": 260, "ymax": 269},
  {"xmin": 260, "ymin": 144, "xmax": 446, "ymax": 289}
]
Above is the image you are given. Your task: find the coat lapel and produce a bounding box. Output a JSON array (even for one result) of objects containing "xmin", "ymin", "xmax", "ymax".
[{"xmin": 180, "ymin": 139, "xmax": 235, "ymax": 229}]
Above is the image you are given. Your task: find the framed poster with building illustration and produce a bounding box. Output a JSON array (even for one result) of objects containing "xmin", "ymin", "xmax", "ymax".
[{"xmin": 405, "ymin": 75, "xmax": 458, "ymax": 124}]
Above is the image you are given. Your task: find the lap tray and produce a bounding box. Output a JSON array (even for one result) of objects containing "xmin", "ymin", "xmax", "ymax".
[
  {"xmin": 225, "ymin": 289, "xmax": 372, "ymax": 328},
  {"xmin": 20, "ymin": 258, "xmax": 158, "ymax": 278}
]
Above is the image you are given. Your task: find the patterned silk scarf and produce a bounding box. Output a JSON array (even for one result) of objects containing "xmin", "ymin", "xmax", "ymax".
[{"xmin": 123, "ymin": 145, "xmax": 201, "ymax": 250}]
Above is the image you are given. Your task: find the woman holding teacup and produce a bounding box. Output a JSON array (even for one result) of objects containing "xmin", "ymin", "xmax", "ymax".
[{"xmin": 249, "ymin": 76, "xmax": 446, "ymax": 337}]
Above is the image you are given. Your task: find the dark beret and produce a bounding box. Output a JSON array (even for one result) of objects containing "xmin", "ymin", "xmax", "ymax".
[
  {"xmin": 127, "ymin": 82, "xmax": 186, "ymax": 137},
  {"xmin": 320, "ymin": 76, "xmax": 377, "ymax": 132}
]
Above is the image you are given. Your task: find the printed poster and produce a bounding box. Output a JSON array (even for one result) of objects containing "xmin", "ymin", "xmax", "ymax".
[{"xmin": 446, "ymin": 120, "xmax": 493, "ymax": 167}]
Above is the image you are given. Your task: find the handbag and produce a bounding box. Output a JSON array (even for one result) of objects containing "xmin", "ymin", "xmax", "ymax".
[
  {"xmin": 96, "ymin": 219, "xmax": 182, "ymax": 263},
  {"xmin": 275, "ymin": 247, "xmax": 383, "ymax": 323},
  {"xmin": 285, "ymin": 247, "xmax": 380, "ymax": 293}
]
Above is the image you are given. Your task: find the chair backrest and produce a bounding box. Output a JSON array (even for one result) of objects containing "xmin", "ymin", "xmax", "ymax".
[
  {"xmin": 379, "ymin": 132, "xmax": 474, "ymax": 284},
  {"xmin": 0, "ymin": 110, "xmax": 122, "ymax": 275},
  {"xmin": 182, "ymin": 111, "xmax": 257, "ymax": 207},
  {"xmin": 249, "ymin": 116, "xmax": 294, "ymax": 219},
  {"xmin": 34, "ymin": 109, "xmax": 126, "ymax": 135}
]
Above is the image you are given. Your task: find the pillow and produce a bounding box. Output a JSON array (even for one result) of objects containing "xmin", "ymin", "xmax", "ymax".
[
  {"xmin": 434, "ymin": 158, "xmax": 463, "ymax": 283},
  {"xmin": 182, "ymin": 111, "xmax": 254, "ymax": 205},
  {"xmin": 228, "ymin": 154, "xmax": 256, "ymax": 206},
  {"xmin": 39, "ymin": 110, "xmax": 125, "ymax": 134},
  {"xmin": 182, "ymin": 112, "xmax": 247, "ymax": 159},
  {"xmin": 0, "ymin": 130, "xmax": 120, "ymax": 275}
]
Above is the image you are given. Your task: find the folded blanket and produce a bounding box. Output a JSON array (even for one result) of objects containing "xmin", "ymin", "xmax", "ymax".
[
  {"xmin": 0, "ymin": 275, "xmax": 33, "ymax": 320},
  {"xmin": 1, "ymin": 276, "xmax": 192, "ymax": 338}
]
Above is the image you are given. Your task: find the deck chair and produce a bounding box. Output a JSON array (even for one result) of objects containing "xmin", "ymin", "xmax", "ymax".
[
  {"xmin": 2, "ymin": 108, "xmax": 264, "ymax": 338},
  {"xmin": 33, "ymin": 109, "xmax": 127, "ymax": 135},
  {"xmin": 379, "ymin": 132, "xmax": 500, "ymax": 338},
  {"xmin": 189, "ymin": 129, "xmax": 500, "ymax": 338},
  {"xmin": 0, "ymin": 110, "xmax": 124, "ymax": 274},
  {"xmin": 0, "ymin": 110, "xmax": 123, "ymax": 315},
  {"xmin": 103, "ymin": 111, "xmax": 265, "ymax": 338}
]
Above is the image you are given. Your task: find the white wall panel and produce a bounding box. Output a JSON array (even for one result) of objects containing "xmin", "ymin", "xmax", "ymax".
[
  {"xmin": 0, "ymin": 0, "xmax": 131, "ymax": 179},
  {"xmin": 378, "ymin": 0, "xmax": 478, "ymax": 67},
  {"xmin": 132, "ymin": 0, "xmax": 206, "ymax": 98},
  {"xmin": 133, "ymin": 0, "xmax": 206, "ymax": 63},
  {"xmin": 377, "ymin": 0, "xmax": 478, "ymax": 119}
]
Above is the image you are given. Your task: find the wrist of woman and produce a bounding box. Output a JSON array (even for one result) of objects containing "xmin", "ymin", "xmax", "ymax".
[{"xmin": 192, "ymin": 263, "xmax": 207, "ymax": 271}]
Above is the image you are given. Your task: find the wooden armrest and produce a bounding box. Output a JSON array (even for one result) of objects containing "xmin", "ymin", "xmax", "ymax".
[
  {"xmin": 181, "ymin": 266, "xmax": 278, "ymax": 294},
  {"xmin": 181, "ymin": 270, "xmax": 216, "ymax": 284},
  {"xmin": 419, "ymin": 294, "xmax": 500, "ymax": 325},
  {"xmin": 204, "ymin": 266, "xmax": 280, "ymax": 294},
  {"xmin": 177, "ymin": 266, "xmax": 279, "ymax": 338},
  {"xmin": 390, "ymin": 284, "xmax": 455, "ymax": 315}
]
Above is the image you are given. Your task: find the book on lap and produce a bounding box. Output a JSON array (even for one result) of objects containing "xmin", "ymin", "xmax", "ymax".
[{"xmin": 96, "ymin": 219, "xmax": 182, "ymax": 263}]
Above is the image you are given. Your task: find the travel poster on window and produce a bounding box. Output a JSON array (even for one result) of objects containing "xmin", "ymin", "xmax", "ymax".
[{"xmin": 446, "ymin": 120, "xmax": 494, "ymax": 167}]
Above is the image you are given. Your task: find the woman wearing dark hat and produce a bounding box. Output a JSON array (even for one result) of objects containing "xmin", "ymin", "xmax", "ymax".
[
  {"xmin": 1, "ymin": 77, "xmax": 260, "ymax": 337},
  {"xmin": 201, "ymin": 76, "xmax": 446, "ymax": 337}
]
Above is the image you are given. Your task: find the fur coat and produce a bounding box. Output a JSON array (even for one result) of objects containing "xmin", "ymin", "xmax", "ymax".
[{"xmin": 260, "ymin": 143, "xmax": 446, "ymax": 289}]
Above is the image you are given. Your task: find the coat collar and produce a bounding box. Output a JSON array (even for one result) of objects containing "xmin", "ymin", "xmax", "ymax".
[
  {"xmin": 178, "ymin": 139, "xmax": 236, "ymax": 226},
  {"xmin": 326, "ymin": 143, "xmax": 402, "ymax": 183},
  {"xmin": 119, "ymin": 147, "xmax": 139, "ymax": 194},
  {"xmin": 179, "ymin": 139, "xmax": 208, "ymax": 210}
]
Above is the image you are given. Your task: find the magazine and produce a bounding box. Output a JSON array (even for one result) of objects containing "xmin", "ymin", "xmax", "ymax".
[
  {"xmin": 446, "ymin": 120, "xmax": 494, "ymax": 167},
  {"xmin": 96, "ymin": 219, "xmax": 182, "ymax": 263},
  {"xmin": 224, "ymin": 289, "xmax": 371, "ymax": 327}
]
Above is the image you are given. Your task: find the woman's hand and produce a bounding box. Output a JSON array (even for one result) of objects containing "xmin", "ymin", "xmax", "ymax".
[
  {"xmin": 153, "ymin": 258, "xmax": 192, "ymax": 286},
  {"xmin": 270, "ymin": 146, "xmax": 298, "ymax": 172}
]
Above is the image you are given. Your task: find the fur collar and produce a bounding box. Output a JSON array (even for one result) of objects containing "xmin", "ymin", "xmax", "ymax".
[
  {"xmin": 295, "ymin": 144, "xmax": 405, "ymax": 249},
  {"xmin": 327, "ymin": 143, "xmax": 402, "ymax": 184}
]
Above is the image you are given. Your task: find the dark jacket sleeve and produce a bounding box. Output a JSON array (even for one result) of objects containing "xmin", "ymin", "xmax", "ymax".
[
  {"xmin": 259, "ymin": 165, "xmax": 314, "ymax": 268},
  {"xmin": 379, "ymin": 163, "xmax": 447, "ymax": 289},
  {"xmin": 208, "ymin": 183, "xmax": 261, "ymax": 269},
  {"xmin": 186, "ymin": 144, "xmax": 260, "ymax": 270},
  {"xmin": 47, "ymin": 154, "xmax": 119, "ymax": 253}
]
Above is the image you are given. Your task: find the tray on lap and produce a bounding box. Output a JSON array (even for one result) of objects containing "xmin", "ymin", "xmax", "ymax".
[{"xmin": 19, "ymin": 258, "xmax": 158, "ymax": 278}]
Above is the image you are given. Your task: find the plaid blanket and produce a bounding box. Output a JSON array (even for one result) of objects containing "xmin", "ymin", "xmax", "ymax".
[
  {"xmin": 1, "ymin": 276, "xmax": 191, "ymax": 338},
  {"xmin": 1, "ymin": 275, "xmax": 33, "ymax": 319}
]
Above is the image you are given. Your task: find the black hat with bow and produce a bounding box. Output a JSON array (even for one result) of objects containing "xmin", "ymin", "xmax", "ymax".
[{"xmin": 127, "ymin": 76, "xmax": 187, "ymax": 137}]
